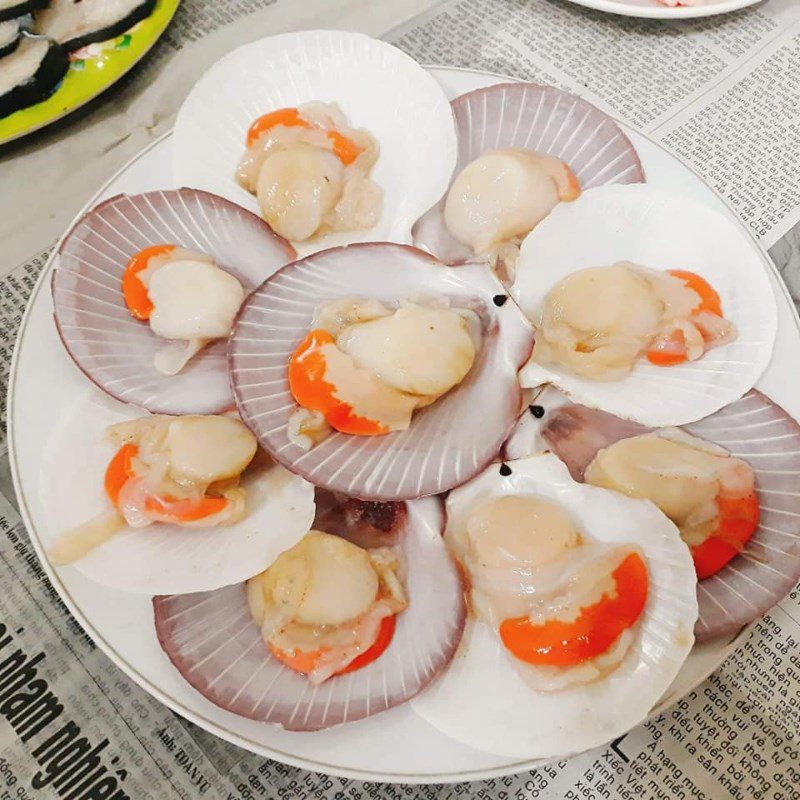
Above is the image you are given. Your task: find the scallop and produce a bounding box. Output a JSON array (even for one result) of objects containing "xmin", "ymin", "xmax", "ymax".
[
  {"xmin": 229, "ymin": 243, "xmax": 534, "ymax": 500},
  {"xmin": 443, "ymin": 149, "xmax": 565, "ymax": 255},
  {"xmin": 38, "ymin": 391, "xmax": 315, "ymax": 595},
  {"xmin": 411, "ymin": 453, "xmax": 697, "ymax": 759},
  {"xmin": 413, "ymin": 82, "xmax": 644, "ymax": 266},
  {"xmin": 255, "ymin": 144, "xmax": 345, "ymax": 242},
  {"xmin": 337, "ymin": 305, "xmax": 476, "ymax": 397},
  {"xmin": 164, "ymin": 415, "xmax": 258, "ymax": 485},
  {"xmin": 147, "ymin": 258, "xmax": 245, "ymax": 341},
  {"xmin": 51, "ymin": 189, "xmax": 295, "ymax": 415},
  {"xmin": 506, "ymin": 385, "xmax": 800, "ymax": 641},
  {"xmin": 511, "ymin": 184, "xmax": 777, "ymax": 426},
  {"xmin": 153, "ymin": 493, "xmax": 467, "ymax": 730},
  {"xmin": 172, "ymin": 30, "xmax": 457, "ymax": 258},
  {"xmin": 263, "ymin": 531, "xmax": 380, "ymax": 627}
]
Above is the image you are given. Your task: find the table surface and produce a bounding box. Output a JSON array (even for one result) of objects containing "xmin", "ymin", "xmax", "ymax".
[{"xmin": 2, "ymin": 2, "xmax": 800, "ymax": 797}]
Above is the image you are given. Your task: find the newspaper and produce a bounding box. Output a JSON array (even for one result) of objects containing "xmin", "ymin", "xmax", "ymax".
[{"xmin": 1, "ymin": 0, "xmax": 800, "ymax": 797}]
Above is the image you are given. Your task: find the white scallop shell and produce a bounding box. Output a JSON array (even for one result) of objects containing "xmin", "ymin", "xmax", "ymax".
[
  {"xmin": 172, "ymin": 30, "xmax": 457, "ymax": 258},
  {"xmin": 229, "ymin": 243, "xmax": 534, "ymax": 501},
  {"xmin": 38, "ymin": 390, "xmax": 315, "ymax": 595},
  {"xmin": 511, "ymin": 184, "xmax": 777, "ymax": 426},
  {"xmin": 412, "ymin": 82, "xmax": 644, "ymax": 264},
  {"xmin": 52, "ymin": 189, "xmax": 295, "ymax": 415},
  {"xmin": 153, "ymin": 496, "xmax": 466, "ymax": 730},
  {"xmin": 411, "ymin": 453, "xmax": 697, "ymax": 760}
]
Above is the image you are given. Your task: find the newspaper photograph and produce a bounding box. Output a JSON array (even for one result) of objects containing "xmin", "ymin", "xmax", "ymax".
[{"xmin": 1, "ymin": 0, "xmax": 799, "ymax": 798}]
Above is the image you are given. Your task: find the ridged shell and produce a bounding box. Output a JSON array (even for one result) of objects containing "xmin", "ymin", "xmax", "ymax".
[
  {"xmin": 512, "ymin": 184, "xmax": 777, "ymax": 427},
  {"xmin": 686, "ymin": 392, "xmax": 800, "ymax": 640},
  {"xmin": 229, "ymin": 243, "xmax": 534, "ymax": 501},
  {"xmin": 515, "ymin": 388, "xmax": 800, "ymax": 641},
  {"xmin": 411, "ymin": 454, "xmax": 697, "ymax": 759},
  {"xmin": 506, "ymin": 386, "xmax": 649, "ymax": 478},
  {"xmin": 412, "ymin": 82, "xmax": 644, "ymax": 264},
  {"xmin": 172, "ymin": 30, "xmax": 457, "ymax": 258},
  {"xmin": 153, "ymin": 496, "xmax": 467, "ymax": 730},
  {"xmin": 39, "ymin": 390, "xmax": 315, "ymax": 595},
  {"xmin": 52, "ymin": 189, "xmax": 295, "ymax": 414}
]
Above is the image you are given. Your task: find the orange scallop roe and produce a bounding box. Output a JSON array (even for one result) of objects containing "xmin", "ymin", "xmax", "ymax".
[
  {"xmin": 246, "ymin": 107, "xmax": 363, "ymax": 165},
  {"xmin": 104, "ymin": 444, "xmax": 228, "ymax": 523},
  {"xmin": 104, "ymin": 443, "xmax": 138, "ymax": 505},
  {"xmin": 268, "ymin": 614, "xmax": 396, "ymax": 676},
  {"xmin": 691, "ymin": 491, "xmax": 759, "ymax": 580},
  {"xmin": 288, "ymin": 329, "xmax": 388, "ymax": 436},
  {"xmin": 646, "ymin": 270, "xmax": 724, "ymax": 367},
  {"xmin": 121, "ymin": 244, "xmax": 175, "ymax": 320},
  {"xmin": 499, "ymin": 551, "xmax": 649, "ymax": 667},
  {"xmin": 646, "ymin": 327, "xmax": 689, "ymax": 367},
  {"xmin": 669, "ymin": 270, "xmax": 722, "ymax": 317}
]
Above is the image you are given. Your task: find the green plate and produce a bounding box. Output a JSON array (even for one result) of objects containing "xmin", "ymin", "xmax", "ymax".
[{"xmin": 0, "ymin": 0, "xmax": 180, "ymax": 145}]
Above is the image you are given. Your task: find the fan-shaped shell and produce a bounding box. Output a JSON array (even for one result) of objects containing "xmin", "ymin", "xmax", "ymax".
[
  {"xmin": 411, "ymin": 453, "xmax": 697, "ymax": 759},
  {"xmin": 687, "ymin": 394, "xmax": 800, "ymax": 639},
  {"xmin": 51, "ymin": 188, "xmax": 295, "ymax": 414},
  {"xmin": 172, "ymin": 30, "xmax": 457, "ymax": 257},
  {"xmin": 412, "ymin": 82, "xmax": 644, "ymax": 264},
  {"xmin": 511, "ymin": 387, "xmax": 800, "ymax": 640},
  {"xmin": 512, "ymin": 184, "xmax": 777, "ymax": 427},
  {"xmin": 39, "ymin": 390, "xmax": 315, "ymax": 595},
  {"xmin": 229, "ymin": 243, "xmax": 534, "ymax": 501},
  {"xmin": 153, "ymin": 495, "xmax": 466, "ymax": 730}
]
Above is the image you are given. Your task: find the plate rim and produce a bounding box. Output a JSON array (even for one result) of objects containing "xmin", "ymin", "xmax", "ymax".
[
  {"xmin": 7, "ymin": 64, "xmax": 789, "ymax": 784},
  {"xmin": 562, "ymin": 0, "xmax": 762, "ymax": 19},
  {"xmin": 0, "ymin": 0, "xmax": 181, "ymax": 147}
]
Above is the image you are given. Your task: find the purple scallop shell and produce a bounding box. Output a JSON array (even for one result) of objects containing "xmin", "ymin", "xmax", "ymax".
[
  {"xmin": 412, "ymin": 83, "xmax": 645, "ymax": 265},
  {"xmin": 52, "ymin": 189, "xmax": 296, "ymax": 414},
  {"xmin": 153, "ymin": 495, "xmax": 466, "ymax": 731},
  {"xmin": 229, "ymin": 242, "xmax": 534, "ymax": 501},
  {"xmin": 519, "ymin": 390, "xmax": 800, "ymax": 641}
]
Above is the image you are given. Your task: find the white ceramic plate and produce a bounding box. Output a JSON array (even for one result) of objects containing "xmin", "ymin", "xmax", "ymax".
[
  {"xmin": 9, "ymin": 67, "xmax": 796, "ymax": 783},
  {"xmin": 563, "ymin": 0, "xmax": 762, "ymax": 19}
]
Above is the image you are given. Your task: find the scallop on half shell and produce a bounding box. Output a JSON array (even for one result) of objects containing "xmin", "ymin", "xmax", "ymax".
[
  {"xmin": 172, "ymin": 30, "xmax": 457, "ymax": 258},
  {"xmin": 153, "ymin": 493, "xmax": 466, "ymax": 731},
  {"xmin": 412, "ymin": 82, "xmax": 644, "ymax": 266},
  {"xmin": 228, "ymin": 243, "xmax": 534, "ymax": 501},
  {"xmin": 511, "ymin": 184, "xmax": 777, "ymax": 427},
  {"xmin": 410, "ymin": 453, "xmax": 697, "ymax": 760},
  {"xmin": 51, "ymin": 188, "xmax": 295, "ymax": 415},
  {"xmin": 506, "ymin": 386, "xmax": 800, "ymax": 641},
  {"xmin": 38, "ymin": 390, "xmax": 315, "ymax": 595}
]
